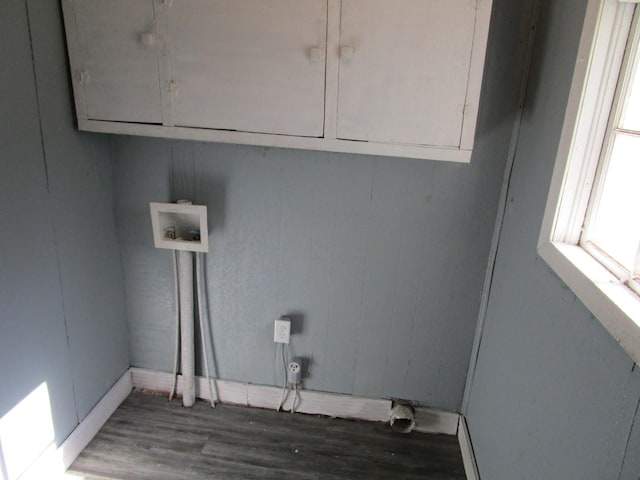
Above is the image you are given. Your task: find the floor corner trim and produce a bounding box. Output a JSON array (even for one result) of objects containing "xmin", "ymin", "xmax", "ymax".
[
  {"xmin": 458, "ymin": 415, "xmax": 481, "ymax": 480},
  {"xmin": 19, "ymin": 368, "xmax": 133, "ymax": 479}
]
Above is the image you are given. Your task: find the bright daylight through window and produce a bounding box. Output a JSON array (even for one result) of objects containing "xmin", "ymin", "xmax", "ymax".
[
  {"xmin": 581, "ymin": 13, "xmax": 640, "ymax": 297},
  {"xmin": 538, "ymin": 0, "xmax": 640, "ymax": 365}
]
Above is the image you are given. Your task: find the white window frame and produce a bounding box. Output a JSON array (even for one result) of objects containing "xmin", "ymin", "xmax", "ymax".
[{"xmin": 538, "ymin": 0, "xmax": 640, "ymax": 365}]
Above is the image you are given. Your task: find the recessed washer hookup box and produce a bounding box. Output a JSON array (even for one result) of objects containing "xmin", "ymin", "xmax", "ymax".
[{"xmin": 149, "ymin": 202, "xmax": 208, "ymax": 253}]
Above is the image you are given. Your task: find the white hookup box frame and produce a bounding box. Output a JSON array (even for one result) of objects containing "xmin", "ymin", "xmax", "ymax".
[{"xmin": 149, "ymin": 202, "xmax": 209, "ymax": 253}]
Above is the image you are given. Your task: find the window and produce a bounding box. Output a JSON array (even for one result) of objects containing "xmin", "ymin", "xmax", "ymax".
[
  {"xmin": 581, "ymin": 16, "xmax": 640, "ymax": 298},
  {"xmin": 539, "ymin": 0, "xmax": 640, "ymax": 364}
]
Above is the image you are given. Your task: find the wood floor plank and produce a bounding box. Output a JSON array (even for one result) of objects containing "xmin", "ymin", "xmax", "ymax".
[{"xmin": 69, "ymin": 391, "xmax": 466, "ymax": 479}]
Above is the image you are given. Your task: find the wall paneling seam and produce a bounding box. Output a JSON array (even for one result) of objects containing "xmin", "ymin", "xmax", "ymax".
[
  {"xmin": 461, "ymin": 0, "xmax": 543, "ymax": 415},
  {"xmin": 24, "ymin": 0, "xmax": 80, "ymax": 424}
]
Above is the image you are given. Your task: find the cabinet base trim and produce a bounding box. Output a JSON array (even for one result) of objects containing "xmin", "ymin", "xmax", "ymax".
[{"xmin": 79, "ymin": 118, "xmax": 472, "ymax": 162}]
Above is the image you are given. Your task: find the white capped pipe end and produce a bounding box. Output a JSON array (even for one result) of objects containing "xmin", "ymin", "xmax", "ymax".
[{"xmin": 390, "ymin": 404, "xmax": 415, "ymax": 434}]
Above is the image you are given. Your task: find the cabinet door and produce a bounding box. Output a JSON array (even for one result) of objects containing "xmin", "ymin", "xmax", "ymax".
[
  {"xmin": 69, "ymin": 0, "xmax": 163, "ymax": 124},
  {"xmin": 167, "ymin": 0, "xmax": 327, "ymax": 137},
  {"xmin": 337, "ymin": 0, "xmax": 476, "ymax": 147}
]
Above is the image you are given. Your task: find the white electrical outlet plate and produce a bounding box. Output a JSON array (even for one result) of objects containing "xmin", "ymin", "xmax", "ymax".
[
  {"xmin": 274, "ymin": 318, "xmax": 290, "ymax": 344},
  {"xmin": 149, "ymin": 202, "xmax": 208, "ymax": 252}
]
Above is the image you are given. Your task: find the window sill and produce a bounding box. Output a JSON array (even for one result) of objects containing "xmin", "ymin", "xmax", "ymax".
[{"xmin": 538, "ymin": 241, "xmax": 640, "ymax": 364}]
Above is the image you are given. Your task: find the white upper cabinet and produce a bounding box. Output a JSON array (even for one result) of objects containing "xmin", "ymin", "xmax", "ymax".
[
  {"xmin": 65, "ymin": 0, "xmax": 163, "ymax": 124},
  {"xmin": 336, "ymin": 0, "xmax": 476, "ymax": 148},
  {"xmin": 166, "ymin": 0, "xmax": 327, "ymax": 137},
  {"xmin": 62, "ymin": 0, "xmax": 493, "ymax": 162}
]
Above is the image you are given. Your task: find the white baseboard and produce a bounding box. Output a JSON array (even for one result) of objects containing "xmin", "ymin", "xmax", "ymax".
[
  {"xmin": 131, "ymin": 368, "xmax": 392, "ymax": 423},
  {"xmin": 414, "ymin": 407, "xmax": 460, "ymax": 436},
  {"xmin": 458, "ymin": 415, "xmax": 480, "ymax": 480},
  {"xmin": 130, "ymin": 368, "xmax": 465, "ymax": 433},
  {"xmin": 19, "ymin": 369, "xmax": 133, "ymax": 479}
]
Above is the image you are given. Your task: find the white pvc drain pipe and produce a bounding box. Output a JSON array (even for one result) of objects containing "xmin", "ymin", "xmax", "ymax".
[
  {"xmin": 178, "ymin": 250, "xmax": 195, "ymax": 407},
  {"xmin": 390, "ymin": 404, "xmax": 415, "ymax": 433}
]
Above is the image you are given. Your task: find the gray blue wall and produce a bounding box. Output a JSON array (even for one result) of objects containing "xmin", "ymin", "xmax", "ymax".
[
  {"xmin": 4, "ymin": 0, "xmax": 636, "ymax": 478},
  {"xmin": 113, "ymin": 0, "xmax": 537, "ymax": 411},
  {"xmin": 0, "ymin": 0, "xmax": 129, "ymax": 457},
  {"xmin": 465, "ymin": 1, "xmax": 640, "ymax": 478}
]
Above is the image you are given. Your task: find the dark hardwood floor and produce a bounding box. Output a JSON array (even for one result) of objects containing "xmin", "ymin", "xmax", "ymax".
[{"xmin": 68, "ymin": 391, "xmax": 466, "ymax": 479}]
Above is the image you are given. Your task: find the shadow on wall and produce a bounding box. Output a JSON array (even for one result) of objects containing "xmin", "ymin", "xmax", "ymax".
[
  {"xmin": 287, "ymin": 311, "xmax": 306, "ymax": 336},
  {"xmin": 473, "ymin": 0, "xmax": 539, "ymax": 141},
  {"xmin": 170, "ymin": 143, "xmax": 227, "ymax": 234}
]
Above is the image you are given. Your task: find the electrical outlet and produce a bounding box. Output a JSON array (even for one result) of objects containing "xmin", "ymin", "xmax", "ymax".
[
  {"xmin": 287, "ymin": 358, "xmax": 303, "ymax": 384},
  {"xmin": 274, "ymin": 317, "xmax": 290, "ymax": 344},
  {"xmin": 288, "ymin": 362, "xmax": 300, "ymax": 374}
]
